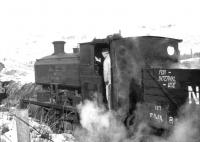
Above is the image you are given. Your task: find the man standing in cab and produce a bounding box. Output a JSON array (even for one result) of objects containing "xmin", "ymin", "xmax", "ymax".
[{"xmin": 102, "ymin": 48, "xmax": 111, "ymax": 110}]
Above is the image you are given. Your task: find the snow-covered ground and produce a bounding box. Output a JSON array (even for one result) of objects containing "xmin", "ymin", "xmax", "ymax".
[
  {"xmin": 180, "ymin": 57, "xmax": 200, "ymax": 69},
  {"xmin": 0, "ymin": 111, "xmax": 18, "ymax": 142},
  {"xmin": 0, "ymin": 107, "xmax": 75, "ymax": 142},
  {"xmin": 0, "ymin": 57, "xmax": 76, "ymax": 142},
  {"xmin": 180, "ymin": 57, "xmax": 200, "ymax": 63},
  {"xmin": 0, "ymin": 58, "xmax": 34, "ymax": 84}
]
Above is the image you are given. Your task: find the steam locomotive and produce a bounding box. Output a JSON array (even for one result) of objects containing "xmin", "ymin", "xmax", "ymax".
[{"xmin": 22, "ymin": 34, "xmax": 200, "ymax": 132}]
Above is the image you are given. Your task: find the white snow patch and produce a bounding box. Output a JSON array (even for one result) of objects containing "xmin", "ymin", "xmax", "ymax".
[{"xmin": 0, "ymin": 58, "xmax": 34, "ymax": 84}]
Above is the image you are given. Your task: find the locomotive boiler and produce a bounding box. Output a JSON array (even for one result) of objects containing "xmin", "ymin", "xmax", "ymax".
[{"xmin": 22, "ymin": 34, "xmax": 200, "ymax": 132}]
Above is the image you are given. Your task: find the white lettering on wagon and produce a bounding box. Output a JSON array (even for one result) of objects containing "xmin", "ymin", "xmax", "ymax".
[
  {"xmin": 149, "ymin": 105, "xmax": 164, "ymax": 123},
  {"xmin": 158, "ymin": 70, "xmax": 176, "ymax": 88},
  {"xmin": 159, "ymin": 70, "xmax": 166, "ymax": 75},
  {"xmin": 149, "ymin": 113, "xmax": 163, "ymax": 122},
  {"xmin": 158, "ymin": 76, "xmax": 176, "ymax": 82},
  {"xmin": 188, "ymin": 86, "xmax": 199, "ymax": 105}
]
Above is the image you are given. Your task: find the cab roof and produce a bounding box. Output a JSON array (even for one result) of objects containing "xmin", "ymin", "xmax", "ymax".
[{"xmin": 79, "ymin": 35, "xmax": 182, "ymax": 45}]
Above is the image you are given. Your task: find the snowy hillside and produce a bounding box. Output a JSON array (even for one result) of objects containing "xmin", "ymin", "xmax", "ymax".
[
  {"xmin": 0, "ymin": 58, "xmax": 34, "ymax": 84},
  {"xmin": 180, "ymin": 57, "xmax": 200, "ymax": 69}
]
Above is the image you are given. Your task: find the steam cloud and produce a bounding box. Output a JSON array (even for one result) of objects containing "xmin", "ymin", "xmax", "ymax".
[
  {"xmin": 75, "ymin": 100, "xmax": 127, "ymax": 142},
  {"xmin": 75, "ymin": 100, "xmax": 200, "ymax": 142}
]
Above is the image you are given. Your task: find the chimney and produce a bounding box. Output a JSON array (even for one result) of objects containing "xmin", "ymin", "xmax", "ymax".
[{"xmin": 52, "ymin": 41, "xmax": 65, "ymax": 55}]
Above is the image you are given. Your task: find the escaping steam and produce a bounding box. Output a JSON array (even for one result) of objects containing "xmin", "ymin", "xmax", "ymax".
[
  {"xmin": 75, "ymin": 100, "xmax": 127, "ymax": 142},
  {"xmin": 168, "ymin": 104, "xmax": 200, "ymax": 142},
  {"xmin": 75, "ymin": 100, "xmax": 200, "ymax": 142}
]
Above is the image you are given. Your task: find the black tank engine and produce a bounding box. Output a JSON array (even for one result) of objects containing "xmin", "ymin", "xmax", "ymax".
[{"xmin": 23, "ymin": 34, "xmax": 200, "ymax": 132}]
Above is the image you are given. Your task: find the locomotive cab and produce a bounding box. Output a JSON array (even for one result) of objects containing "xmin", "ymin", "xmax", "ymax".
[
  {"xmin": 79, "ymin": 39, "xmax": 112, "ymax": 107},
  {"xmin": 79, "ymin": 34, "xmax": 123, "ymax": 109},
  {"xmin": 79, "ymin": 35, "xmax": 182, "ymax": 111}
]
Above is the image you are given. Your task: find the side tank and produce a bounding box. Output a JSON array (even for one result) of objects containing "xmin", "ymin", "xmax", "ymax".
[{"xmin": 34, "ymin": 41, "xmax": 80, "ymax": 88}]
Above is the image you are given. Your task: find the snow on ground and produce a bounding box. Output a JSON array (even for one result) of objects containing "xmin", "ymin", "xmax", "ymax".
[
  {"xmin": 0, "ymin": 58, "xmax": 34, "ymax": 84},
  {"xmin": 180, "ymin": 57, "xmax": 200, "ymax": 63},
  {"xmin": 180, "ymin": 57, "xmax": 200, "ymax": 69},
  {"xmin": 0, "ymin": 111, "xmax": 17, "ymax": 142},
  {"xmin": 0, "ymin": 107, "xmax": 76, "ymax": 142}
]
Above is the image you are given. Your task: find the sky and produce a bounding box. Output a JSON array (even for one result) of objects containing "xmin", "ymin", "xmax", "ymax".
[{"xmin": 0, "ymin": 0, "xmax": 200, "ymax": 62}]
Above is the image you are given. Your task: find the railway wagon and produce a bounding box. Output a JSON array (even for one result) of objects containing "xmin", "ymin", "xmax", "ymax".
[
  {"xmin": 142, "ymin": 68, "xmax": 200, "ymax": 129},
  {"xmin": 22, "ymin": 34, "xmax": 200, "ymax": 132}
]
